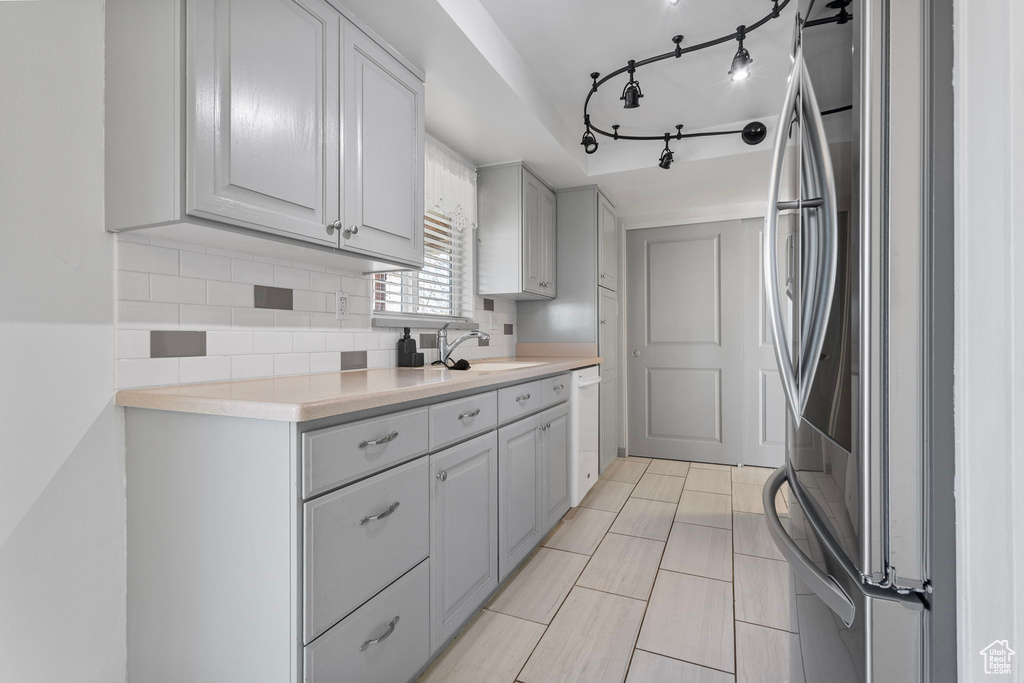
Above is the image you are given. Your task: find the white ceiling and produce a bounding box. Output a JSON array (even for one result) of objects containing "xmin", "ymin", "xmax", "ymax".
[{"xmin": 340, "ymin": 0, "xmax": 806, "ymax": 218}]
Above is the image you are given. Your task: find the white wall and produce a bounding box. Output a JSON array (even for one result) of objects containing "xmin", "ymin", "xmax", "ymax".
[
  {"xmin": 0, "ymin": 3, "xmax": 126, "ymax": 682},
  {"xmin": 954, "ymin": 0, "xmax": 1024, "ymax": 680}
]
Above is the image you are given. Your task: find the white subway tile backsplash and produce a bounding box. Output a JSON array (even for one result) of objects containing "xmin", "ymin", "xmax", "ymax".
[
  {"xmin": 180, "ymin": 251, "xmax": 232, "ymax": 281},
  {"xmin": 253, "ymin": 331, "xmax": 292, "ymax": 354},
  {"xmin": 179, "ymin": 355, "xmax": 232, "ymax": 384},
  {"xmin": 206, "ymin": 331, "xmax": 254, "ymax": 356},
  {"xmin": 293, "ymin": 332, "xmax": 326, "ymax": 353},
  {"xmin": 119, "ymin": 242, "xmax": 178, "ymax": 275},
  {"xmin": 207, "ymin": 280, "xmax": 253, "ymax": 308},
  {"xmin": 119, "ymin": 300, "xmax": 179, "ymax": 330},
  {"xmin": 117, "ymin": 271, "xmax": 150, "ymax": 301},
  {"xmin": 115, "ymin": 236, "xmax": 514, "ymax": 388},
  {"xmin": 274, "ymin": 353, "xmax": 310, "ymax": 376},
  {"xmin": 274, "ymin": 265, "xmax": 309, "ymax": 290},
  {"xmin": 231, "ymin": 354, "xmax": 275, "ymax": 379},
  {"xmin": 181, "ymin": 304, "xmax": 232, "ymax": 329},
  {"xmin": 292, "ymin": 289, "xmax": 327, "ymax": 312},
  {"xmin": 231, "ymin": 259, "xmax": 275, "ymax": 286},
  {"xmin": 309, "ymin": 271, "xmax": 342, "ymax": 293},
  {"xmin": 310, "ymin": 351, "xmax": 342, "ymax": 373},
  {"xmin": 150, "ymin": 274, "xmax": 207, "ymax": 304},
  {"xmin": 117, "ymin": 358, "xmax": 179, "ymax": 388}
]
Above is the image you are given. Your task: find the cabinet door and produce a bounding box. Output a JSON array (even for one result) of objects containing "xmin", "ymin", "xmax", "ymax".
[
  {"xmin": 343, "ymin": 21, "xmax": 425, "ymax": 268},
  {"xmin": 541, "ymin": 403, "xmax": 571, "ymax": 532},
  {"xmin": 430, "ymin": 432, "xmax": 498, "ymax": 651},
  {"xmin": 598, "ymin": 193, "xmax": 618, "ymax": 290},
  {"xmin": 521, "ymin": 169, "xmax": 546, "ymax": 295},
  {"xmin": 599, "ymin": 289, "xmax": 620, "ymax": 471},
  {"xmin": 497, "ymin": 415, "xmax": 542, "ymax": 582},
  {"xmin": 187, "ymin": 0, "xmax": 340, "ymax": 246},
  {"xmin": 540, "ymin": 185, "xmax": 557, "ymax": 297}
]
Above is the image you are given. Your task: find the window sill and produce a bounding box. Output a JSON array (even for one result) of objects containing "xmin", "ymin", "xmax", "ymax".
[{"xmin": 371, "ymin": 316, "xmax": 480, "ymax": 331}]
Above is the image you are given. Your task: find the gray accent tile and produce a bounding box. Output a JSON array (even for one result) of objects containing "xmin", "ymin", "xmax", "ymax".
[
  {"xmin": 150, "ymin": 330, "xmax": 206, "ymax": 358},
  {"xmin": 254, "ymin": 285, "xmax": 293, "ymax": 310},
  {"xmin": 483, "ymin": 298, "xmax": 495, "ymax": 311},
  {"xmin": 504, "ymin": 323, "xmax": 514, "ymax": 335},
  {"xmin": 340, "ymin": 350, "xmax": 367, "ymax": 370},
  {"xmin": 419, "ymin": 334, "xmax": 438, "ymax": 349},
  {"xmin": 478, "ymin": 339, "xmax": 490, "ymax": 347}
]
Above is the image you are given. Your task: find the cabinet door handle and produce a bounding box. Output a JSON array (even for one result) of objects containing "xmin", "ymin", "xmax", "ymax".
[
  {"xmin": 343, "ymin": 225, "xmax": 360, "ymax": 238},
  {"xmin": 600, "ymin": 273, "xmax": 607, "ymax": 279},
  {"xmin": 600, "ymin": 319, "xmax": 607, "ymax": 325},
  {"xmin": 359, "ymin": 501, "xmax": 400, "ymax": 525},
  {"xmin": 458, "ymin": 408, "xmax": 481, "ymax": 420},
  {"xmin": 541, "ymin": 422, "xmax": 551, "ymax": 431},
  {"xmin": 515, "ymin": 393, "xmax": 531, "ymax": 402},
  {"xmin": 552, "ymin": 384, "xmax": 564, "ymax": 391},
  {"xmin": 359, "ymin": 431, "xmax": 399, "ymax": 448},
  {"xmin": 359, "ymin": 616, "xmax": 399, "ymax": 651},
  {"xmin": 326, "ymin": 220, "xmax": 342, "ymax": 236},
  {"xmin": 436, "ymin": 471, "xmax": 448, "ymax": 482}
]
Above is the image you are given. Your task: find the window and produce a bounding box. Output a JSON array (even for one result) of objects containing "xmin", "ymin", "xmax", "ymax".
[{"xmin": 372, "ymin": 211, "xmax": 466, "ymax": 318}]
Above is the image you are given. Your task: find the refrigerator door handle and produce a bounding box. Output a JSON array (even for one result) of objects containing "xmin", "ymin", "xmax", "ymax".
[
  {"xmin": 763, "ymin": 468, "xmax": 857, "ymax": 626},
  {"xmin": 764, "ymin": 47, "xmax": 804, "ymax": 423}
]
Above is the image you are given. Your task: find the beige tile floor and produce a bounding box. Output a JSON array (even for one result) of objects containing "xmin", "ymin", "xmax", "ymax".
[{"xmin": 418, "ymin": 457, "xmax": 803, "ymax": 683}]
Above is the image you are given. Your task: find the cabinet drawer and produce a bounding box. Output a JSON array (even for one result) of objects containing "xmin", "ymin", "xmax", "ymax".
[
  {"xmin": 305, "ymin": 560, "xmax": 430, "ymax": 683},
  {"xmin": 302, "ymin": 407, "xmax": 428, "ymax": 498},
  {"xmin": 429, "ymin": 391, "xmax": 498, "ymax": 451},
  {"xmin": 498, "ymin": 380, "xmax": 544, "ymax": 423},
  {"xmin": 304, "ymin": 457, "xmax": 429, "ymax": 643},
  {"xmin": 540, "ymin": 373, "xmax": 570, "ymax": 407}
]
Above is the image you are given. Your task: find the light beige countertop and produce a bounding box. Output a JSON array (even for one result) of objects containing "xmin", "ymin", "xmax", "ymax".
[{"xmin": 115, "ymin": 357, "xmax": 601, "ymax": 422}]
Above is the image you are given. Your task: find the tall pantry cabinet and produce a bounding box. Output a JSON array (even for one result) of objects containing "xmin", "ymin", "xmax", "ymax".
[{"xmin": 517, "ymin": 186, "xmax": 621, "ymax": 471}]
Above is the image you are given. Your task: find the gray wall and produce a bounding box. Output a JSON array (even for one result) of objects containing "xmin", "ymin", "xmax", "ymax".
[{"xmin": 0, "ymin": 3, "xmax": 126, "ymax": 681}]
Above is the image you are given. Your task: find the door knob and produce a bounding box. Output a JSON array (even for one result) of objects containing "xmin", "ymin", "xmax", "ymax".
[
  {"xmin": 632, "ymin": 350, "xmax": 640, "ymax": 357},
  {"xmin": 436, "ymin": 471, "xmax": 447, "ymax": 482},
  {"xmin": 343, "ymin": 225, "xmax": 360, "ymax": 238},
  {"xmin": 326, "ymin": 220, "xmax": 342, "ymax": 235}
]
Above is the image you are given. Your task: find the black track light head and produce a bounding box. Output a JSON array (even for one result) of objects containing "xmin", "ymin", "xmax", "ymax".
[
  {"xmin": 621, "ymin": 61, "xmax": 643, "ymax": 109},
  {"xmin": 658, "ymin": 137, "xmax": 674, "ymax": 169},
  {"xmin": 581, "ymin": 129, "xmax": 599, "ymax": 154},
  {"xmin": 729, "ymin": 26, "xmax": 752, "ymax": 81},
  {"xmin": 741, "ymin": 121, "xmax": 767, "ymax": 145}
]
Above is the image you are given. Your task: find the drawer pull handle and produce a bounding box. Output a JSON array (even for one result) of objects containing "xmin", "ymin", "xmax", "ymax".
[
  {"xmin": 437, "ymin": 471, "xmax": 448, "ymax": 482},
  {"xmin": 359, "ymin": 501, "xmax": 400, "ymax": 525},
  {"xmin": 458, "ymin": 408, "xmax": 481, "ymax": 420},
  {"xmin": 540, "ymin": 423, "xmax": 552, "ymax": 431},
  {"xmin": 359, "ymin": 431, "xmax": 399, "ymax": 448},
  {"xmin": 360, "ymin": 615, "xmax": 399, "ymax": 652},
  {"xmin": 553, "ymin": 384, "xmax": 564, "ymax": 391},
  {"xmin": 516, "ymin": 393, "xmax": 532, "ymax": 402}
]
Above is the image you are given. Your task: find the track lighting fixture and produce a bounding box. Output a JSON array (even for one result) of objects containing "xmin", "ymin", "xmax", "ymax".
[
  {"xmin": 620, "ymin": 61, "xmax": 643, "ymax": 109},
  {"xmin": 729, "ymin": 26, "xmax": 753, "ymax": 81},
  {"xmin": 658, "ymin": 136, "xmax": 674, "ymax": 170},
  {"xmin": 581, "ymin": 1, "xmax": 789, "ymax": 159}
]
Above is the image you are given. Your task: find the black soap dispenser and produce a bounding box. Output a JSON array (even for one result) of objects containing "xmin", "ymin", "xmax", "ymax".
[{"xmin": 397, "ymin": 328, "xmax": 424, "ymax": 367}]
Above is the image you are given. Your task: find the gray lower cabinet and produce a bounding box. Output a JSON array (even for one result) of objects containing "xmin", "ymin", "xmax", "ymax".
[
  {"xmin": 541, "ymin": 402, "xmax": 571, "ymax": 533},
  {"xmin": 497, "ymin": 414, "xmax": 543, "ymax": 582},
  {"xmin": 304, "ymin": 560, "xmax": 430, "ymax": 683},
  {"xmin": 429, "ymin": 431, "xmax": 499, "ymax": 652}
]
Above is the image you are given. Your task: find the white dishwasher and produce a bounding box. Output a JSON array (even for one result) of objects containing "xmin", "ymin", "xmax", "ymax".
[{"xmin": 569, "ymin": 366, "xmax": 601, "ymax": 506}]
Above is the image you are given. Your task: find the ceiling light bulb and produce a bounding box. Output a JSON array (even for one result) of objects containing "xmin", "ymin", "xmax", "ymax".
[
  {"xmin": 658, "ymin": 141, "xmax": 674, "ymax": 169},
  {"xmin": 668, "ymin": 0, "xmax": 679, "ymax": 5},
  {"xmin": 729, "ymin": 46, "xmax": 752, "ymax": 81},
  {"xmin": 581, "ymin": 129, "xmax": 599, "ymax": 154}
]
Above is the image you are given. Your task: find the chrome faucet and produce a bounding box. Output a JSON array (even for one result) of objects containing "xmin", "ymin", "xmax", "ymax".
[{"xmin": 437, "ymin": 322, "xmax": 490, "ymax": 365}]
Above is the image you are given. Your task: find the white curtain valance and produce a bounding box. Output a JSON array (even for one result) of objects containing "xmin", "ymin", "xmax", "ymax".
[{"xmin": 425, "ymin": 139, "xmax": 476, "ymax": 232}]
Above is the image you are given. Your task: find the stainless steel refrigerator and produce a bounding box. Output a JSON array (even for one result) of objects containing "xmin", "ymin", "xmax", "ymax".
[{"xmin": 760, "ymin": 0, "xmax": 955, "ymax": 681}]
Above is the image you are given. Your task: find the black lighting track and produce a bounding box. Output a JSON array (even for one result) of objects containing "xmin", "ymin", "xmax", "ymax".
[{"xmin": 581, "ymin": 0, "xmax": 794, "ymax": 161}]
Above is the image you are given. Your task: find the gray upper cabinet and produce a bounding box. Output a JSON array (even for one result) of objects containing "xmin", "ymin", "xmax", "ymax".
[
  {"xmin": 429, "ymin": 431, "xmax": 498, "ymax": 651},
  {"xmin": 477, "ymin": 164, "xmax": 556, "ymax": 300},
  {"xmin": 187, "ymin": 0, "xmax": 341, "ymax": 247},
  {"xmin": 341, "ymin": 21, "xmax": 425, "ymax": 268},
  {"xmin": 598, "ymin": 193, "xmax": 618, "ymax": 291},
  {"xmin": 497, "ymin": 414, "xmax": 543, "ymax": 582},
  {"xmin": 106, "ymin": 0, "xmax": 424, "ymax": 269}
]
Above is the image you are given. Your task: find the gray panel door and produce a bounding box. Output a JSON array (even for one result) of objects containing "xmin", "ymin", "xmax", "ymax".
[
  {"xmin": 429, "ymin": 431, "xmax": 498, "ymax": 651},
  {"xmin": 626, "ymin": 222, "xmax": 742, "ymax": 463},
  {"xmin": 497, "ymin": 415, "xmax": 542, "ymax": 582}
]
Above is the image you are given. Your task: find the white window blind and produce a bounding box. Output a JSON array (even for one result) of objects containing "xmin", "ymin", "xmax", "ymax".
[{"xmin": 373, "ymin": 211, "xmax": 466, "ymax": 318}]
